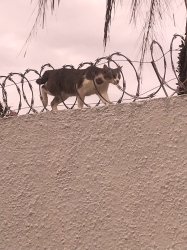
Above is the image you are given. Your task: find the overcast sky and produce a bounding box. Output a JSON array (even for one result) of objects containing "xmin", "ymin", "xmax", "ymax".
[{"xmin": 0, "ymin": 0, "xmax": 186, "ymax": 111}]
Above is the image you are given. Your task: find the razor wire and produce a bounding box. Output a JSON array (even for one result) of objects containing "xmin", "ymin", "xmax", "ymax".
[{"xmin": 0, "ymin": 34, "xmax": 184, "ymax": 118}]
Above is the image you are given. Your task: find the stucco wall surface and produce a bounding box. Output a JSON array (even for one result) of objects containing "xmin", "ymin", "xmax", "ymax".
[{"xmin": 0, "ymin": 96, "xmax": 187, "ymax": 250}]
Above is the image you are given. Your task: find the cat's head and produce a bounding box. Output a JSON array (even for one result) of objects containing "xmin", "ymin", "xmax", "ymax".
[{"xmin": 102, "ymin": 64, "xmax": 122, "ymax": 85}]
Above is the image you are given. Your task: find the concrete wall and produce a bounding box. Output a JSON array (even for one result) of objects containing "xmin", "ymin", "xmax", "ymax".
[{"xmin": 0, "ymin": 96, "xmax": 187, "ymax": 250}]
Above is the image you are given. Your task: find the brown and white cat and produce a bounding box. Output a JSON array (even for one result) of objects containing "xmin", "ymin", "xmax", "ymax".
[{"xmin": 36, "ymin": 65, "xmax": 121, "ymax": 111}]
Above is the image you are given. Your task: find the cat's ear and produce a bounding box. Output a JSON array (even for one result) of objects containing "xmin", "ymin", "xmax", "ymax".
[
  {"xmin": 103, "ymin": 64, "xmax": 108, "ymax": 69},
  {"xmin": 118, "ymin": 65, "xmax": 123, "ymax": 70}
]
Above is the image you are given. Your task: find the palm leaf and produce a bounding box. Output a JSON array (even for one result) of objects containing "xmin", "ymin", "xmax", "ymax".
[
  {"xmin": 104, "ymin": 0, "xmax": 172, "ymax": 63},
  {"xmin": 29, "ymin": 0, "xmax": 187, "ymax": 66},
  {"xmin": 22, "ymin": 0, "xmax": 61, "ymax": 54}
]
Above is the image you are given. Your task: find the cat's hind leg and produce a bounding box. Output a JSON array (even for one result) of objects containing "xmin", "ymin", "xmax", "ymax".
[
  {"xmin": 41, "ymin": 85, "xmax": 48, "ymax": 109},
  {"xmin": 51, "ymin": 94, "xmax": 68, "ymax": 111},
  {"xmin": 77, "ymin": 95, "xmax": 85, "ymax": 109}
]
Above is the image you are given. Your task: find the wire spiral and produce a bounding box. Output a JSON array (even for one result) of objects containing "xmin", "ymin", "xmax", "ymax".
[{"xmin": 0, "ymin": 34, "xmax": 184, "ymax": 118}]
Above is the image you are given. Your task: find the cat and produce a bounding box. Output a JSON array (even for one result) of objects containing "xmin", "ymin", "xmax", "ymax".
[{"xmin": 36, "ymin": 64, "xmax": 121, "ymax": 111}]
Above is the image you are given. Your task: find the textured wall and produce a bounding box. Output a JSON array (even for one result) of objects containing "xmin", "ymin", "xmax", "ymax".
[{"xmin": 0, "ymin": 96, "xmax": 187, "ymax": 250}]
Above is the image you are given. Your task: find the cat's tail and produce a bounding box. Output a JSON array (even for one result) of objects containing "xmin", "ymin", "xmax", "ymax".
[{"xmin": 36, "ymin": 71, "xmax": 50, "ymax": 85}]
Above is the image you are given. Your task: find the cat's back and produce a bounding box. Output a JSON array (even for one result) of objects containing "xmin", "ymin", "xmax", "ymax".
[{"xmin": 47, "ymin": 68, "xmax": 86, "ymax": 94}]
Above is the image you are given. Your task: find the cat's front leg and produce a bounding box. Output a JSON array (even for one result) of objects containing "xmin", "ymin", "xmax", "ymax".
[
  {"xmin": 97, "ymin": 91, "xmax": 112, "ymax": 105},
  {"xmin": 77, "ymin": 95, "xmax": 85, "ymax": 109}
]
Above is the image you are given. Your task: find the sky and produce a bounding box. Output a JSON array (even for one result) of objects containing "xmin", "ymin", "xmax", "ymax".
[{"xmin": 0, "ymin": 0, "xmax": 186, "ymax": 112}]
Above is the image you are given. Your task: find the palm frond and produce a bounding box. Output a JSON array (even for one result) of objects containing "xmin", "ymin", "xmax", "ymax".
[
  {"xmin": 22, "ymin": 0, "xmax": 60, "ymax": 55},
  {"xmin": 177, "ymin": 19, "xmax": 187, "ymax": 94},
  {"xmin": 0, "ymin": 102, "xmax": 3, "ymax": 114},
  {"xmin": 130, "ymin": 0, "xmax": 140, "ymax": 23},
  {"xmin": 104, "ymin": 0, "xmax": 116, "ymax": 47},
  {"xmin": 32, "ymin": 0, "xmax": 60, "ymax": 25},
  {"xmin": 26, "ymin": 0, "xmax": 186, "ymax": 66},
  {"xmin": 104, "ymin": 0, "xmax": 173, "ymax": 63}
]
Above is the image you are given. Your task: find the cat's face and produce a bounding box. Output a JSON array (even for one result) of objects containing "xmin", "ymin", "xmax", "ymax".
[{"xmin": 102, "ymin": 65, "xmax": 121, "ymax": 85}]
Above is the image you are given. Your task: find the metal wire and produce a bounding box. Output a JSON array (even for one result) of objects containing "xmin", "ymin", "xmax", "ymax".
[{"xmin": 0, "ymin": 34, "xmax": 183, "ymax": 118}]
